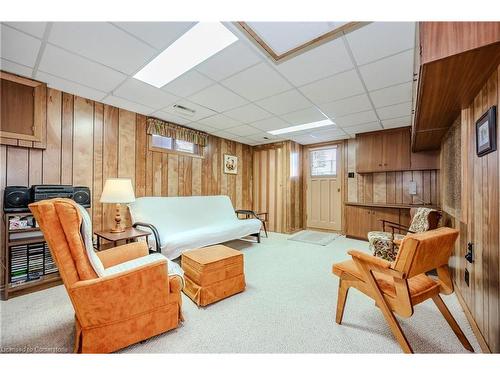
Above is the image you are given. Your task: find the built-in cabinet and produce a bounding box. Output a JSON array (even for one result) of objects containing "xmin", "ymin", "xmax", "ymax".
[
  {"xmin": 356, "ymin": 127, "xmax": 439, "ymax": 173},
  {"xmin": 344, "ymin": 204, "xmax": 411, "ymax": 240},
  {"xmin": 356, "ymin": 128, "xmax": 410, "ymax": 172}
]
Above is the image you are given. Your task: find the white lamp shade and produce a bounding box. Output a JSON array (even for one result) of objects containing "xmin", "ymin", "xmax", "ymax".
[{"xmin": 100, "ymin": 178, "xmax": 136, "ymax": 204}]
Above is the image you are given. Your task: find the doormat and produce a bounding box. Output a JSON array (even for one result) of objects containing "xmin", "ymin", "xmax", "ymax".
[{"xmin": 288, "ymin": 230, "xmax": 340, "ymax": 246}]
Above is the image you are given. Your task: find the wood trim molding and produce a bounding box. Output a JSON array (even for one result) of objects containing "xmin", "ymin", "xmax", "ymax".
[
  {"xmin": 236, "ymin": 22, "xmax": 367, "ymax": 63},
  {"xmin": 453, "ymin": 281, "xmax": 491, "ymax": 353}
]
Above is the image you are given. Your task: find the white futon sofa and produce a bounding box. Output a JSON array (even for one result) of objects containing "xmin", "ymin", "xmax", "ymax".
[{"xmin": 128, "ymin": 195, "xmax": 263, "ymax": 259}]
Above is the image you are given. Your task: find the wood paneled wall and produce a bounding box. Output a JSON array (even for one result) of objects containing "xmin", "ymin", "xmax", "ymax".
[
  {"xmin": 346, "ymin": 139, "xmax": 440, "ymax": 206},
  {"xmin": 443, "ymin": 65, "xmax": 500, "ymax": 353},
  {"xmin": 253, "ymin": 141, "xmax": 303, "ymax": 234},
  {"xmin": 0, "ymin": 87, "xmax": 253, "ymax": 234}
]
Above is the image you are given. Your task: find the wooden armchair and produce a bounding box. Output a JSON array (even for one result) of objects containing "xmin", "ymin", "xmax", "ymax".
[
  {"xmin": 368, "ymin": 207, "xmax": 441, "ymax": 261},
  {"xmin": 332, "ymin": 227, "xmax": 473, "ymax": 353},
  {"xmin": 29, "ymin": 198, "xmax": 183, "ymax": 353}
]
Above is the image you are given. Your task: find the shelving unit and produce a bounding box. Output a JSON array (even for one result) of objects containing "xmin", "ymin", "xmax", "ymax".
[{"xmin": 1, "ymin": 212, "xmax": 61, "ymax": 300}]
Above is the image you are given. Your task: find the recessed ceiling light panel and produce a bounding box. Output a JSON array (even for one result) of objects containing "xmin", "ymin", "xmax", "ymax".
[
  {"xmin": 268, "ymin": 119, "xmax": 334, "ymax": 135},
  {"xmin": 134, "ymin": 22, "xmax": 238, "ymax": 88}
]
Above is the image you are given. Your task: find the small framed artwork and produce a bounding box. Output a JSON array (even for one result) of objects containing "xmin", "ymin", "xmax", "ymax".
[
  {"xmin": 223, "ymin": 154, "xmax": 238, "ymax": 174},
  {"xmin": 476, "ymin": 106, "xmax": 497, "ymax": 157}
]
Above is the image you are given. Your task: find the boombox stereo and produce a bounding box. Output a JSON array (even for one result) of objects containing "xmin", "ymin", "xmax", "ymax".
[
  {"xmin": 32, "ymin": 185, "xmax": 91, "ymax": 208},
  {"xmin": 3, "ymin": 185, "xmax": 91, "ymax": 212}
]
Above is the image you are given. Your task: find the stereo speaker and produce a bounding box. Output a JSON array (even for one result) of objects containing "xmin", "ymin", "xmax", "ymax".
[
  {"xmin": 72, "ymin": 186, "xmax": 91, "ymax": 208},
  {"xmin": 4, "ymin": 186, "xmax": 31, "ymax": 212}
]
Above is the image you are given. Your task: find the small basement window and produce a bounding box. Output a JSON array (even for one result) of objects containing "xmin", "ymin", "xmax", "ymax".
[
  {"xmin": 150, "ymin": 134, "xmax": 201, "ymax": 156},
  {"xmin": 310, "ymin": 147, "xmax": 337, "ymax": 177}
]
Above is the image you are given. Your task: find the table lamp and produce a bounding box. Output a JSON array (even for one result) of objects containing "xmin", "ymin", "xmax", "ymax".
[{"xmin": 100, "ymin": 178, "xmax": 135, "ymax": 233}]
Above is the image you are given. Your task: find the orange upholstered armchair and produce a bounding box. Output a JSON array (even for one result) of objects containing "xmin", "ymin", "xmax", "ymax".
[
  {"xmin": 29, "ymin": 198, "xmax": 183, "ymax": 353},
  {"xmin": 332, "ymin": 227, "xmax": 473, "ymax": 353}
]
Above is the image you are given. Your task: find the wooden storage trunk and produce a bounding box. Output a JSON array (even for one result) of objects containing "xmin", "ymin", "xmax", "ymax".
[{"xmin": 181, "ymin": 245, "xmax": 245, "ymax": 306}]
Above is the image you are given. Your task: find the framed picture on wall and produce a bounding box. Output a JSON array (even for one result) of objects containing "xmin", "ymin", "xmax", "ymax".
[
  {"xmin": 223, "ymin": 154, "xmax": 238, "ymax": 174},
  {"xmin": 476, "ymin": 105, "xmax": 497, "ymax": 157}
]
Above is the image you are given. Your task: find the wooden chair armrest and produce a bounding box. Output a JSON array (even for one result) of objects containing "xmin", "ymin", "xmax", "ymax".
[
  {"xmin": 235, "ymin": 209, "xmax": 261, "ymax": 220},
  {"xmin": 386, "ymin": 223, "xmax": 411, "ymax": 234},
  {"xmin": 348, "ymin": 250, "xmax": 405, "ymax": 278},
  {"xmin": 97, "ymin": 241, "xmax": 149, "ymax": 268},
  {"xmin": 69, "ymin": 259, "xmax": 170, "ymax": 328}
]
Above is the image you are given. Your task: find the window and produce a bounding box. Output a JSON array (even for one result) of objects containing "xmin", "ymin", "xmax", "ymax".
[
  {"xmin": 151, "ymin": 134, "xmax": 198, "ymax": 155},
  {"xmin": 310, "ymin": 147, "xmax": 337, "ymax": 177}
]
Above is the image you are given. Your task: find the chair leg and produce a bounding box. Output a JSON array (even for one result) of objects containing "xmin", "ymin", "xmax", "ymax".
[
  {"xmin": 432, "ymin": 295, "xmax": 474, "ymax": 352},
  {"xmin": 359, "ymin": 264, "xmax": 414, "ymax": 353},
  {"xmin": 377, "ymin": 302, "xmax": 414, "ymax": 354},
  {"xmin": 336, "ymin": 280, "xmax": 349, "ymax": 324},
  {"xmin": 262, "ymin": 221, "xmax": 268, "ymax": 238}
]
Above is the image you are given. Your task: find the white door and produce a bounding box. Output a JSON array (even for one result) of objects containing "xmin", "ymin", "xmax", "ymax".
[{"xmin": 306, "ymin": 146, "xmax": 342, "ymax": 231}]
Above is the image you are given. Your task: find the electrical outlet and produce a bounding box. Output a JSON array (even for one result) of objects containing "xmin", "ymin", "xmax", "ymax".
[
  {"xmin": 465, "ymin": 268, "xmax": 470, "ymax": 287},
  {"xmin": 409, "ymin": 181, "xmax": 417, "ymax": 195}
]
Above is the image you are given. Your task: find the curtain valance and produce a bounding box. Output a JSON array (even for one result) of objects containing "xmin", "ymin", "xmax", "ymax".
[{"xmin": 147, "ymin": 117, "xmax": 208, "ymax": 147}]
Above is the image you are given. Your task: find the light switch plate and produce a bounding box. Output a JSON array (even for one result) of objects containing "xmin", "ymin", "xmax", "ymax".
[{"xmin": 409, "ymin": 181, "xmax": 417, "ymax": 195}]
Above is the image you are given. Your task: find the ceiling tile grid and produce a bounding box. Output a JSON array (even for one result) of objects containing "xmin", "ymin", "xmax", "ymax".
[{"xmin": 0, "ymin": 21, "xmax": 417, "ymax": 145}]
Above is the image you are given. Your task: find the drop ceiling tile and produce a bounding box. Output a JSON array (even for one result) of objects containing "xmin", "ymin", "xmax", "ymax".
[
  {"xmin": 309, "ymin": 127, "xmax": 346, "ymax": 138},
  {"xmin": 3, "ymin": 22, "xmax": 47, "ymax": 38},
  {"xmin": 195, "ymin": 41, "xmax": 261, "ymax": 81},
  {"xmin": 149, "ymin": 111, "xmax": 191, "ymax": 125},
  {"xmin": 346, "ymin": 22, "xmax": 415, "ymax": 65},
  {"xmin": 225, "ymin": 125, "xmax": 261, "ymax": 137},
  {"xmin": 247, "ymin": 132, "xmax": 283, "ymax": 143},
  {"xmin": 49, "ymin": 22, "xmax": 157, "ymax": 75},
  {"xmin": 255, "ymin": 89, "xmax": 311, "ymax": 116},
  {"xmin": 161, "ymin": 70, "xmax": 213, "ymax": 98},
  {"xmin": 188, "ymin": 83, "xmax": 247, "ymax": 112},
  {"xmin": 287, "ymin": 134, "xmax": 319, "ymax": 145},
  {"xmin": 186, "ymin": 122, "xmax": 218, "ymax": 133},
  {"xmin": 382, "ymin": 116, "xmax": 412, "ymax": 129},
  {"xmin": 113, "ymin": 79, "xmax": 179, "ymax": 109},
  {"xmin": 39, "ymin": 44, "xmax": 127, "ymax": 92},
  {"xmin": 223, "ymin": 103, "xmax": 273, "ymax": 123},
  {"xmin": 251, "ymin": 117, "xmax": 288, "ymax": 131},
  {"xmin": 112, "ymin": 22, "xmax": 196, "ymax": 50},
  {"xmin": 1, "ymin": 58, "xmax": 33, "ymax": 77},
  {"xmin": 376, "ymin": 101, "xmax": 412, "ymax": 120},
  {"xmin": 198, "ymin": 114, "xmax": 242, "ymax": 130},
  {"xmin": 1, "ymin": 24, "xmax": 41, "ymax": 67},
  {"xmin": 370, "ymin": 81, "xmax": 412, "ymax": 108},
  {"xmin": 280, "ymin": 106, "xmax": 327, "ymax": 126},
  {"xmin": 102, "ymin": 95, "xmax": 156, "ymax": 116},
  {"xmin": 35, "ymin": 71, "xmax": 107, "ymax": 102},
  {"xmin": 221, "ymin": 62, "xmax": 292, "ymax": 101},
  {"xmin": 161, "ymin": 99, "xmax": 216, "ymax": 122},
  {"xmin": 211, "ymin": 130, "xmax": 242, "ymax": 141},
  {"xmin": 318, "ymin": 93, "xmax": 372, "ymax": 119},
  {"xmin": 335, "ymin": 110, "xmax": 378, "ymax": 127},
  {"xmin": 359, "ymin": 49, "xmax": 414, "ymax": 91},
  {"xmin": 344, "ymin": 122, "xmax": 382, "ymax": 135},
  {"xmin": 299, "ymin": 69, "xmax": 364, "ymax": 104},
  {"xmin": 275, "ymin": 38, "xmax": 353, "ymax": 86}
]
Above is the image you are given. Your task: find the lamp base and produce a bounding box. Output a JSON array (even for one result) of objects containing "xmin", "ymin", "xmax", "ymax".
[
  {"xmin": 110, "ymin": 203, "xmax": 124, "ymax": 233},
  {"xmin": 109, "ymin": 227, "xmax": 125, "ymax": 233}
]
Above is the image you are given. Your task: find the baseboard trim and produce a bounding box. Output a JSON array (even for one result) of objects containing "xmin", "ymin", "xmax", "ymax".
[{"xmin": 453, "ymin": 281, "xmax": 491, "ymax": 353}]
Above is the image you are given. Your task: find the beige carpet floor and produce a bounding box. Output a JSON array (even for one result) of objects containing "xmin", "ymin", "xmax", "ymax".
[{"xmin": 0, "ymin": 233, "xmax": 480, "ymax": 353}]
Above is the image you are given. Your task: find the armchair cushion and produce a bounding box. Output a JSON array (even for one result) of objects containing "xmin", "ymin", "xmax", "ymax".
[
  {"xmin": 367, "ymin": 231, "xmax": 405, "ymax": 261},
  {"xmin": 408, "ymin": 207, "xmax": 438, "ymax": 233},
  {"xmin": 103, "ymin": 252, "xmax": 184, "ymax": 287},
  {"xmin": 76, "ymin": 203, "xmax": 105, "ymax": 276},
  {"xmin": 332, "ymin": 259, "xmax": 439, "ymax": 299}
]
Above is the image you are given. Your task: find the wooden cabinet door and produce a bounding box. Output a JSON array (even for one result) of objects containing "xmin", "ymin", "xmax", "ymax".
[
  {"xmin": 382, "ymin": 129, "xmax": 411, "ymax": 171},
  {"xmin": 371, "ymin": 207, "xmax": 400, "ymax": 231},
  {"xmin": 356, "ymin": 133, "xmax": 383, "ymax": 173},
  {"xmin": 345, "ymin": 205, "xmax": 373, "ymax": 240}
]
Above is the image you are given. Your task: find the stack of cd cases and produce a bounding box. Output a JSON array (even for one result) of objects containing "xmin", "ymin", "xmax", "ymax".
[{"xmin": 9, "ymin": 242, "xmax": 59, "ymax": 286}]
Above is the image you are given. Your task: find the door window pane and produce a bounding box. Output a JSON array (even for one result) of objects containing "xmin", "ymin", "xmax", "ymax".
[{"xmin": 311, "ymin": 148, "xmax": 336, "ymax": 176}]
